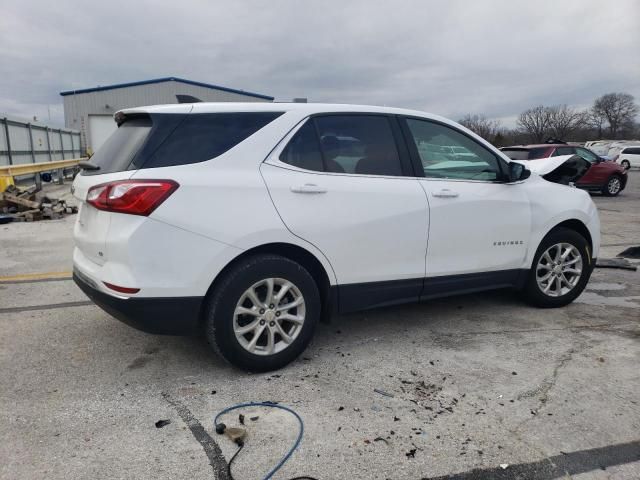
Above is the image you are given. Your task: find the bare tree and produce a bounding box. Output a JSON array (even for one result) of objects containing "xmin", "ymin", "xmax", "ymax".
[
  {"xmin": 458, "ymin": 114, "xmax": 502, "ymax": 141},
  {"xmin": 517, "ymin": 105, "xmax": 551, "ymax": 143},
  {"xmin": 546, "ymin": 105, "xmax": 586, "ymax": 140},
  {"xmin": 592, "ymin": 93, "xmax": 639, "ymax": 139},
  {"xmin": 586, "ymin": 109, "xmax": 607, "ymax": 138}
]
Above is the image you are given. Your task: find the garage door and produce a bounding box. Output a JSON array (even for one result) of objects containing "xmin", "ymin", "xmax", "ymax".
[{"xmin": 88, "ymin": 115, "xmax": 118, "ymax": 152}]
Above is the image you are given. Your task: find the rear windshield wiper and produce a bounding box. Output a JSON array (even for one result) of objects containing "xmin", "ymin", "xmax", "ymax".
[{"xmin": 78, "ymin": 161, "xmax": 100, "ymax": 171}]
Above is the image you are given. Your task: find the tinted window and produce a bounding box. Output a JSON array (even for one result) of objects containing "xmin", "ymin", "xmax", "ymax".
[
  {"xmin": 279, "ymin": 121, "xmax": 324, "ymax": 171},
  {"xmin": 406, "ymin": 119, "xmax": 502, "ymax": 181},
  {"xmin": 552, "ymin": 146, "xmax": 575, "ymax": 157},
  {"xmin": 623, "ymin": 147, "xmax": 640, "ymax": 155},
  {"xmin": 501, "ymin": 148, "xmax": 531, "ymax": 160},
  {"xmin": 84, "ymin": 112, "xmax": 282, "ymax": 175},
  {"xmin": 315, "ymin": 115, "xmax": 402, "ymax": 175},
  {"xmin": 574, "ymin": 147, "xmax": 598, "ymax": 162},
  {"xmin": 141, "ymin": 112, "xmax": 282, "ymax": 169},
  {"xmin": 83, "ymin": 116, "xmax": 151, "ymax": 176}
]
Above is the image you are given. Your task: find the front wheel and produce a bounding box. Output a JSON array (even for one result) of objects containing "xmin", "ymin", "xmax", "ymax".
[
  {"xmin": 523, "ymin": 228, "xmax": 593, "ymax": 308},
  {"xmin": 204, "ymin": 254, "xmax": 320, "ymax": 371},
  {"xmin": 602, "ymin": 175, "xmax": 622, "ymax": 196}
]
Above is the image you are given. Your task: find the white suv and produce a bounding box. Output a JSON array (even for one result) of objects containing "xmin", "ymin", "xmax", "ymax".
[
  {"xmin": 72, "ymin": 103, "xmax": 600, "ymax": 371},
  {"xmin": 616, "ymin": 146, "xmax": 640, "ymax": 169}
]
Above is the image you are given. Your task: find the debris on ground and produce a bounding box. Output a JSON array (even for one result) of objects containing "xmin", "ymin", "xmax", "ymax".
[
  {"xmin": 155, "ymin": 419, "xmax": 171, "ymax": 428},
  {"xmin": 500, "ymin": 463, "xmax": 509, "ymax": 469},
  {"xmin": 374, "ymin": 388, "xmax": 394, "ymax": 398},
  {"xmin": 596, "ymin": 258, "xmax": 638, "ymax": 271},
  {"xmin": 406, "ymin": 448, "xmax": 417, "ymax": 458},
  {"xmin": 239, "ymin": 414, "xmax": 245, "ymax": 425},
  {"xmin": 0, "ymin": 185, "xmax": 77, "ymax": 222},
  {"xmin": 618, "ymin": 246, "xmax": 640, "ymax": 259}
]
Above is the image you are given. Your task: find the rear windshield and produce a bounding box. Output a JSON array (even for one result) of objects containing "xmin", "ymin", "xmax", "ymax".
[
  {"xmin": 83, "ymin": 112, "xmax": 283, "ymax": 175},
  {"xmin": 501, "ymin": 147, "xmax": 548, "ymax": 160}
]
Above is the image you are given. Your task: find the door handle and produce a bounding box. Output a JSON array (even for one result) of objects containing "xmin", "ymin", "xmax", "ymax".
[
  {"xmin": 290, "ymin": 184, "xmax": 327, "ymax": 194},
  {"xmin": 432, "ymin": 188, "xmax": 459, "ymax": 198}
]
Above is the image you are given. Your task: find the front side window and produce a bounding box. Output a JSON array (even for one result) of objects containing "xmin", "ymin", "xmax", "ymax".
[
  {"xmin": 405, "ymin": 118, "xmax": 503, "ymax": 181},
  {"xmin": 279, "ymin": 115, "xmax": 404, "ymax": 176}
]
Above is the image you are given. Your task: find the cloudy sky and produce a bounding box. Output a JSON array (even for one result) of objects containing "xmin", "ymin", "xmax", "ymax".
[{"xmin": 1, "ymin": 0, "xmax": 638, "ymax": 127}]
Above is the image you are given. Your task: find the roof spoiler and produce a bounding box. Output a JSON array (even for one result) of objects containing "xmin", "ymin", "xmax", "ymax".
[{"xmin": 176, "ymin": 94, "xmax": 202, "ymax": 104}]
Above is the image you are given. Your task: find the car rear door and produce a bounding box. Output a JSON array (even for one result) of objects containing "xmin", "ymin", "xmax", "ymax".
[
  {"xmin": 261, "ymin": 114, "xmax": 429, "ymax": 311},
  {"xmin": 399, "ymin": 117, "xmax": 531, "ymax": 292}
]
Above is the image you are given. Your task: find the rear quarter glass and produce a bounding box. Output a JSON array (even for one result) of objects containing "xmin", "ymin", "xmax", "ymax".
[{"xmin": 82, "ymin": 112, "xmax": 283, "ymax": 176}]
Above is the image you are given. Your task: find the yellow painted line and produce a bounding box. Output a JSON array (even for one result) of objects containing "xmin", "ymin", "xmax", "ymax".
[{"xmin": 0, "ymin": 271, "xmax": 73, "ymax": 283}]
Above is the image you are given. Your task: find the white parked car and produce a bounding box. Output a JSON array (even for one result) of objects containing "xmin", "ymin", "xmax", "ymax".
[
  {"xmin": 616, "ymin": 146, "xmax": 640, "ymax": 169},
  {"xmin": 72, "ymin": 103, "xmax": 600, "ymax": 371}
]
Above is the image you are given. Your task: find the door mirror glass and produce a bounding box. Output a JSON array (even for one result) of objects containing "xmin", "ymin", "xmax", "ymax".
[{"xmin": 509, "ymin": 162, "xmax": 531, "ymax": 182}]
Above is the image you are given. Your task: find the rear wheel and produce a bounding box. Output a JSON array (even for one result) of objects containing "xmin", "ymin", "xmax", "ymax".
[
  {"xmin": 621, "ymin": 160, "xmax": 630, "ymax": 170},
  {"xmin": 523, "ymin": 228, "xmax": 592, "ymax": 308},
  {"xmin": 602, "ymin": 175, "xmax": 622, "ymax": 196},
  {"xmin": 204, "ymin": 254, "xmax": 320, "ymax": 371}
]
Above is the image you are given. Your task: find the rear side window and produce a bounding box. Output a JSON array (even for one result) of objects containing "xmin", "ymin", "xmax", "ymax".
[
  {"xmin": 84, "ymin": 117, "xmax": 151, "ymax": 175},
  {"xmin": 83, "ymin": 112, "xmax": 282, "ymax": 175},
  {"xmin": 279, "ymin": 115, "xmax": 403, "ymax": 176},
  {"xmin": 141, "ymin": 112, "xmax": 282, "ymax": 169},
  {"xmin": 623, "ymin": 147, "xmax": 640, "ymax": 155},
  {"xmin": 279, "ymin": 121, "xmax": 324, "ymax": 171}
]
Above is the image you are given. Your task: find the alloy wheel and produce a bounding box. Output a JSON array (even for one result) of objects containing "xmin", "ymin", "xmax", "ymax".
[
  {"xmin": 607, "ymin": 177, "xmax": 621, "ymax": 195},
  {"xmin": 536, "ymin": 243, "xmax": 583, "ymax": 297},
  {"xmin": 233, "ymin": 278, "xmax": 306, "ymax": 356}
]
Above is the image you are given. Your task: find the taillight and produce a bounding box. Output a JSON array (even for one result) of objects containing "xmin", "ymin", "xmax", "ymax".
[{"xmin": 86, "ymin": 180, "xmax": 178, "ymax": 216}]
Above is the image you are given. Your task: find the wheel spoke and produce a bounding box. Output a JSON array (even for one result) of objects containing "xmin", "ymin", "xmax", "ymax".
[
  {"xmin": 247, "ymin": 324, "xmax": 266, "ymax": 352},
  {"xmin": 543, "ymin": 277, "xmax": 554, "ymax": 293},
  {"xmin": 563, "ymin": 267, "xmax": 581, "ymax": 275},
  {"xmin": 274, "ymin": 282, "xmax": 293, "ymax": 303},
  {"xmin": 235, "ymin": 306, "xmax": 259, "ymax": 317},
  {"xmin": 235, "ymin": 318, "xmax": 261, "ymax": 335},
  {"xmin": 274, "ymin": 321, "xmax": 293, "ymax": 344},
  {"xmin": 543, "ymin": 252, "xmax": 554, "ymax": 265},
  {"xmin": 265, "ymin": 278, "xmax": 275, "ymax": 305},
  {"xmin": 555, "ymin": 275, "xmax": 562, "ymax": 292},
  {"xmin": 265, "ymin": 328, "xmax": 275, "ymax": 354},
  {"xmin": 280, "ymin": 313, "xmax": 304, "ymax": 324},
  {"xmin": 564, "ymin": 257, "xmax": 581, "ymax": 266},
  {"xmin": 246, "ymin": 287, "xmax": 264, "ymax": 309},
  {"xmin": 277, "ymin": 297, "xmax": 303, "ymax": 312},
  {"xmin": 538, "ymin": 271, "xmax": 553, "ymax": 282}
]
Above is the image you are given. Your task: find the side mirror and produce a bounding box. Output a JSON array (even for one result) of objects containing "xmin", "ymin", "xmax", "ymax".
[{"xmin": 508, "ymin": 162, "xmax": 531, "ymax": 182}]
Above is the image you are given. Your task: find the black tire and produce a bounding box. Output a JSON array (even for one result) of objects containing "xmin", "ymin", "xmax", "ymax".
[
  {"xmin": 621, "ymin": 160, "xmax": 630, "ymax": 170},
  {"xmin": 204, "ymin": 254, "xmax": 320, "ymax": 372},
  {"xmin": 523, "ymin": 227, "xmax": 593, "ymax": 308},
  {"xmin": 602, "ymin": 175, "xmax": 622, "ymax": 196}
]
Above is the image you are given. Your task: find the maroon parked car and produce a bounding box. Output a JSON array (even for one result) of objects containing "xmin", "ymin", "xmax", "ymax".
[{"xmin": 501, "ymin": 144, "xmax": 628, "ymax": 196}]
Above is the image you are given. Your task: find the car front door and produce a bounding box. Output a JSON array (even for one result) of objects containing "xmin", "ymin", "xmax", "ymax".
[
  {"xmin": 399, "ymin": 117, "xmax": 531, "ymax": 295},
  {"xmin": 261, "ymin": 114, "xmax": 429, "ymax": 311}
]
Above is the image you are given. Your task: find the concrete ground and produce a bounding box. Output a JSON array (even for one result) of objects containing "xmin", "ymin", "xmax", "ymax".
[{"xmin": 1, "ymin": 174, "xmax": 638, "ymax": 480}]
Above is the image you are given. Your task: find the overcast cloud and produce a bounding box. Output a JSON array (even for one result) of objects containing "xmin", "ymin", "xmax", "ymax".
[{"xmin": 1, "ymin": 0, "xmax": 639, "ymax": 127}]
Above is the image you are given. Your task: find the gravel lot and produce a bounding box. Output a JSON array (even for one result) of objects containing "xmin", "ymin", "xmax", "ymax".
[{"xmin": 1, "ymin": 173, "xmax": 639, "ymax": 480}]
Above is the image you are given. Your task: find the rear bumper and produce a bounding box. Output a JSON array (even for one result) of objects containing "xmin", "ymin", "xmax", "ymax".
[{"xmin": 73, "ymin": 270, "xmax": 203, "ymax": 335}]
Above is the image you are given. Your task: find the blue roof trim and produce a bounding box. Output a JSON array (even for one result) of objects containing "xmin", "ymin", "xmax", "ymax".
[{"xmin": 59, "ymin": 77, "xmax": 274, "ymax": 100}]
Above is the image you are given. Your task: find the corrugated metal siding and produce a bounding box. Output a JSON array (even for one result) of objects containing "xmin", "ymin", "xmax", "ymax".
[
  {"xmin": 63, "ymin": 79, "xmax": 272, "ymax": 151},
  {"xmin": 0, "ymin": 115, "xmax": 81, "ymax": 167}
]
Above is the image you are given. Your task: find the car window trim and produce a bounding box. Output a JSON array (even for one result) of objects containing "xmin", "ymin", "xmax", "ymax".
[{"xmin": 397, "ymin": 115, "xmax": 510, "ymax": 183}]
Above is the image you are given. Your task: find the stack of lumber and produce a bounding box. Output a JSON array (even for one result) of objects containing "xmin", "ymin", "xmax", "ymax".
[{"xmin": 0, "ymin": 185, "xmax": 78, "ymax": 222}]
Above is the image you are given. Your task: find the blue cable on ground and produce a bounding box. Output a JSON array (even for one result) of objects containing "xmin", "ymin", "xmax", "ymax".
[{"xmin": 214, "ymin": 401, "xmax": 316, "ymax": 480}]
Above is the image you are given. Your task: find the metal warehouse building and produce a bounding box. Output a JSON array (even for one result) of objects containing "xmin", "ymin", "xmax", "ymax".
[{"xmin": 60, "ymin": 77, "xmax": 274, "ymax": 154}]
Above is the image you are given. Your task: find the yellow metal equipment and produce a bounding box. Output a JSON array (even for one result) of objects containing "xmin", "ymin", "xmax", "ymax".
[{"xmin": 0, "ymin": 158, "xmax": 84, "ymax": 191}]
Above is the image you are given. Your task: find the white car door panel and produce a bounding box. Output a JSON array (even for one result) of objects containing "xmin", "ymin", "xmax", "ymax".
[
  {"xmin": 261, "ymin": 163, "xmax": 429, "ymax": 285},
  {"xmin": 419, "ymin": 180, "xmax": 531, "ymax": 276}
]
